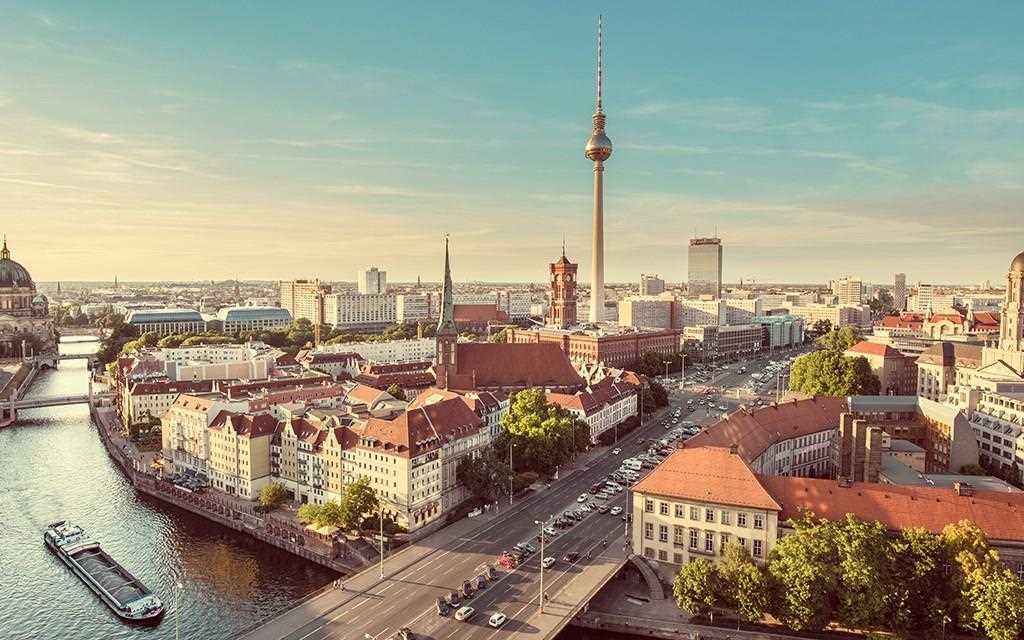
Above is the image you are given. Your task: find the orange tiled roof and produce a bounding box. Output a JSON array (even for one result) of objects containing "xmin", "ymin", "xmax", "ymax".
[
  {"xmin": 448, "ymin": 343, "xmax": 584, "ymax": 390},
  {"xmin": 360, "ymin": 396, "xmax": 483, "ymax": 458},
  {"xmin": 686, "ymin": 397, "xmax": 847, "ymax": 463},
  {"xmin": 761, "ymin": 475, "xmax": 1024, "ymax": 543},
  {"xmin": 209, "ymin": 411, "xmax": 277, "ymax": 438},
  {"xmin": 633, "ymin": 446, "xmax": 781, "ymax": 511},
  {"xmin": 845, "ymin": 341, "xmax": 904, "ymax": 358}
]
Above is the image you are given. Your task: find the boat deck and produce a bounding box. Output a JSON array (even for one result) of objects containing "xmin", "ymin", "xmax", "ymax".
[{"xmin": 70, "ymin": 547, "xmax": 150, "ymax": 607}]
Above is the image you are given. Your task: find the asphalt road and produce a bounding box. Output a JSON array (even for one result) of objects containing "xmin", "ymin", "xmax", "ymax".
[{"xmin": 247, "ymin": 353, "xmax": 808, "ymax": 640}]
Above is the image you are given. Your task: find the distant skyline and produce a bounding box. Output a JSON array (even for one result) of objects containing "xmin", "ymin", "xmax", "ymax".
[{"xmin": 1, "ymin": 3, "xmax": 1022, "ymax": 284}]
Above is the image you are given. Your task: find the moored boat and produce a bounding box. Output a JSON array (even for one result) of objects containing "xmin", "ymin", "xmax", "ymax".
[{"xmin": 44, "ymin": 521, "xmax": 165, "ymax": 623}]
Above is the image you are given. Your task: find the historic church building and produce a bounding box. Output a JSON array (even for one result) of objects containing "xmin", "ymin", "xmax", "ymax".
[{"xmin": 0, "ymin": 238, "xmax": 56, "ymax": 360}]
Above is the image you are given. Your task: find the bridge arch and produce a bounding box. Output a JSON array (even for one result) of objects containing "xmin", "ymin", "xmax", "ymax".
[{"xmin": 626, "ymin": 554, "xmax": 665, "ymax": 601}]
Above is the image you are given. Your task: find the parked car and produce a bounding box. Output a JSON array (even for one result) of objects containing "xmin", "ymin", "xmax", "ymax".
[
  {"xmin": 541, "ymin": 556, "xmax": 555, "ymax": 568},
  {"xmin": 454, "ymin": 606, "xmax": 475, "ymax": 621},
  {"xmin": 577, "ymin": 493, "xmax": 589, "ymax": 502},
  {"xmin": 563, "ymin": 552, "xmax": 580, "ymax": 562},
  {"xmin": 597, "ymin": 504, "xmax": 610, "ymax": 514},
  {"xmin": 610, "ymin": 506, "xmax": 623, "ymax": 516},
  {"xmin": 611, "ymin": 447, "xmax": 622, "ymax": 455},
  {"xmin": 447, "ymin": 591, "xmax": 461, "ymax": 607},
  {"xmin": 436, "ymin": 598, "xmax": 450, "ymax": 616}
]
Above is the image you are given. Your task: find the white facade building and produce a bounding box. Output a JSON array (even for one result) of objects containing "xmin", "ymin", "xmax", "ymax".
[
  {"xmin": 216, "ymin": 306, "xmax": 292, "ymax": 334},
  {"xmin": 395, "ymin": 292, "xmax": 439, "ymax": 324},
  {"xmin": 357, "ymin": 267, "xmax": 387, "ymax": 295},
  {"xmin": 324, "ymin": 293, "xmax": 396, "ymax": 329},
  {"xmin": 319, "ymin": 338, "xmax": 438, "ymax": 363}
]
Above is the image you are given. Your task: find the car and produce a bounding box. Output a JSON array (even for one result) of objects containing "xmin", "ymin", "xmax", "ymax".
[
  {"xmin": 610, "ymin": 506, "xmax": 623, "ymax": 516},
  {"xmin": 447, "ymin": 590, "xmax": 462, "ymax": 607},
  {"xmin": 436, "ymin": 597, "xmax": 450, "ymax": 616},
  {"xmin": 564, "ymin": 552, "xmax": 580, "ymax": 562},
  {"xmin": 543, "ymin": 526, "xmax": 557, "ymax": 537},
  {"xmin": 577, "ymin": 493, "xmax": 588, "ymax": 502},
  {"xmin": 454, "ymin": 606, "xmax": 475, "ymax": 621},
  {"xmin": 488, "ymin": 612, "xmax": 507, "ymax": 628},
  {"xmin": 597, "ymin": 504, "xmax": 610, "ymax": 513},
  {"xmin": 718, "ymin": 405, "xmax": 727, "ymax": 411},
  {"xmin": 541, "ymin": 556, "xmax": 555, "ymax": 568},
  {"xmin": 579, "ymin": 504, "xmax": 592, "ymax": 513},
  {"xmin": 611, "ymin": 447, "xmax": 621, "ymax": 455},
  {"xmin": 523, "ymin": 542, "xmax": 537, "ymax": 554}
]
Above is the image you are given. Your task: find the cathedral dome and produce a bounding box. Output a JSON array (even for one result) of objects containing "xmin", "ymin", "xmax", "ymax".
[
  {"xmin": 1011, "ymin": 250, "xmax": 1024, "ymax": 272},
  {"xmin": 0, "ymin": 238, "xmax": 32, "ymax": 288}
]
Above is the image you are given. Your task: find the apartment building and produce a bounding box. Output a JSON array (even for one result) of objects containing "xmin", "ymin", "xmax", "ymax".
[
  {"xmin": 121, "ymin": 379, "xmax": 214, "ymax": 430},
  {"xmin": 316, "ymin": 338, "xmax": 438, "ymax": 364},
  {"xmin": 916, "ymin": 342, "xmax": 983, "ymax": 401},
  {"xmin": 968, "ymin": 391, "xmax": 1024, "ymax": 485},
  {"xmin": 844, "ymin": 341, "xmax": 918, "ymax": 396},
  {"xmin": 395, "ymin": 293, "xmax": 438, "ymax": 324},
  {"xmin": 125, "ymin": 308, "xmax": 205, "ymax": 336},
  {"xmin": 640, "ymin": 274, "xmax": 666, "ymax": 296},
  {"xmin": 546, "ymin": 375, "xmax": 639, "ymax": 442},
  {"xmin": 618, "ymin": 296, "xmax": 673, "ymax": 330},
  {"xmin": 357, "ymin": 267, "xmax": 387, "ymax": 295},
  {"xmin": 831, "ymin": 276, "xmax": 863, "ymax": 306},
  {"xmin": 324, "ymin": 292, "xmax": 397, "ymax": 329},
  {"xmin": 280, "ymin": 279, "xmax": 332, "ymax": 324},
  {"xmin": 785, "ymin": 303, "xmax": 871, "ymax": 328}
]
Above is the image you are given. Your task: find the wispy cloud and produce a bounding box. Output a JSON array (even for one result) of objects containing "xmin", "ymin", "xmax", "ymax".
[
  {"xmin": 54, "ymin": 126, "xmax": 125, "ymax": 145},
  {"xmin": 320, "ymin": 184, "xmax": 445, "ymax": 197}
]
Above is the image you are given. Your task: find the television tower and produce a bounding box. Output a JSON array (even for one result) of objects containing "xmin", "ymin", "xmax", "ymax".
[{"xmin": 585, "ymin": 16, "xmax": 612, "ymax": 323}]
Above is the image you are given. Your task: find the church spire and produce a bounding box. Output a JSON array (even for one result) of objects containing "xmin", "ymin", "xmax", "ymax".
[
  {"xmin": 1, "ymin": 235, "xmax": 9, "ymax": 261},
  {"xmin": 436, "ymin": 236, "xmax": 457, "ymax": 336}
]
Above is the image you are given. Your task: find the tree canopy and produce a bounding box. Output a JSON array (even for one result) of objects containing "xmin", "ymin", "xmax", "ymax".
[
  {"xmin": 457, "ymin": 449, "xmax": 512, "ymax": 504},
  {"xmin": 788, "ymin": 350, "xmax": 880, "ymax": 396},
  {"xmin": 496, "ymin": 388, "xmax": 590, "ymax": 474}
]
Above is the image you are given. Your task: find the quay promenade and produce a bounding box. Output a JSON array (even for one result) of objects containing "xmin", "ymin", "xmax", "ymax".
[{"xmin": 92, "ymin": 404, "xmax": 371, "ymax": 574}]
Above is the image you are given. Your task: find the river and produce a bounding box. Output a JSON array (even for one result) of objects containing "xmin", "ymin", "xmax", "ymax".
[{"xmin": 0, "ymin": 338, "xmax": 336, "ymax": 640}]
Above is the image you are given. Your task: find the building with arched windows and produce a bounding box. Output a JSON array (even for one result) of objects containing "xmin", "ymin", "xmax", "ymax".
[{"xmin": 0, "ymin": 237, "xmax": 56, "ymax": 360}]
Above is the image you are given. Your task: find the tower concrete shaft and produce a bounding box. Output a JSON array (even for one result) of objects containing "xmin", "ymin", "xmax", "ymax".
[{"xmin": 584, "ymin": 16, "xmax": 612, "ymax": 324}]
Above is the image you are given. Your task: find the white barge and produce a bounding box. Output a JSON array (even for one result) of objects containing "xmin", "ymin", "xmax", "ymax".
[{"xmin": 44, "ymin": 521, "xmax": 165, "ymax": 623}]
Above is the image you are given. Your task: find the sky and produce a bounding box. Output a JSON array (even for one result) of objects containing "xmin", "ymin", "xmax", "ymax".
[{"xmin": 1, "ymin": 2, "xmax": 1022, "ymax": 286}]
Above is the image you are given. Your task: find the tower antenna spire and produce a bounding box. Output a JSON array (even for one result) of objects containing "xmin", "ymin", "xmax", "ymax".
[
  {"xmin": 596, "ymin": 15, "xmax": 604, "ymax": 114},
  {"xmin": 562, "ymin": 233, "xmax": 566, "ymax": 258}
]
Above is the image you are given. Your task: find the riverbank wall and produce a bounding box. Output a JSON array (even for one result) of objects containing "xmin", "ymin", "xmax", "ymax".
[
  {"xmin": 573, "ymin": 611, "xmax": 845, "ymax": 640},
  {"xmin": 90, "ymin": 403, "xmax": 368, "ymax": 575}
]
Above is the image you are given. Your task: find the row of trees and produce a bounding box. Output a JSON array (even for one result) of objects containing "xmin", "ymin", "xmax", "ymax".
[
  {"xmin": 673, "ymin": 514, "xmax": 1024, "ymax": 640},
  {"xmin": 788, "ymin": 327, "xmax": 880, "ymax": 396},
  {"xmin": 263, "ymin": 477, "xmax": 381, "ymax": 532}
]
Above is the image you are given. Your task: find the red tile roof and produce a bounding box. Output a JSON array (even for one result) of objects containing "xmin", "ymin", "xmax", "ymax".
[
  {"xmin": 346, "ymin": 383, "xmax": 390, "ymax": 407},
  {"xmin": 633, "ymin": 446, "xmax": 782, "ymax": 511},
  {"xmin": 686, "ymin": 397, "xmax": 848, "ymax": 463},
  {"xmin": 761, "ymin": 476, "xmax": 1024, "ymax": 543},
  {"xmin": 546, "ymin": 377, "xmax": 637, "ymax": 416},
  {"xmin": 917, "ymin": 342, "xmax": 984, "ymax": 368},
  {"xmin": 129, "ymin": 379, "xmax": 214, "ymax": 397},
  {"xmin": 877, "ymin": 314, "xmax": 923, "ymax": 330},
  {"xmin": 972, "ymin": 311, "xmax": 1000, "ymax": 329},
  {"xmin": 845, "ymin": 341, "xmax": 904, "ymax": 358},
  {"xmin": 209, "ymin": 411, "xmax": 277, "ymax": 438},
  {"xmin": 453, "ymin": 304, "xmax": 509, "ymax": 323},
  {"xmin": 447, "ymin": 343, "xmax": 584, "ymax": 390},
  {"xmin": 359, "ymin": 396, "xmax": 483, "ymax": 458}
]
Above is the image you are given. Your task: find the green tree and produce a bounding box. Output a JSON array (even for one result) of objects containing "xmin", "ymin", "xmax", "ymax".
[
  {"xmin": 788, "ymin": 350, "xmax": 880, "ymax": 396},
  {"xmin": 341, "ymin": 477, "xmax": 379, "ymax": 529},
  {"xmin": 816, "ymin": 327, "xmax": 863, "ymax": 352},
  {"xmin": 157, "ymin": 333, "xmax": 190, "ymax": 348},
  {"xmin": 385, "ymin": 383, "xmax": 406, "ymax": 399},
  {"xmin": 457, "ymin": 449, "xmax": 512, "ymax": 504},
  {"xmin": 318, "ymin": 500, "xmax": 346, "ymax": 528},
  {"xmin": 808, "ymin": 319, "xmax": 832, "ymax": 339},
  {"xmin": 258, "ymin": 482, "xmax": 290, "ymax": 509},
  {"xmin": 498, "ymin": 388, "xmax": 587, "ymax": 474},
  {"xmin": 649, "ymin": 379, "xmax": 669, "ymax": 408},
  {"xmin": 767, "ymin": 513, "xmax": 840, "ymax": 631},
  {"xmin": 834, "ymin": 515, "xmax": 893, "ymax": 630},
  {"xmin": 733, "ymin": 562, "xmax": 770, "ymax": 623},
  {"xmin": 888, "ymin": 527, "xmax": 958, "ymax": 635},
  {"xmin": 673, "ymin": 558, "xmax": 721, "ymax": 620},
  {"xmin": 969, "ymin": 568, "xmax": 1024, "ymax": 640},
  {"xmin": 940, "ymin": 520, "xmax": 1005, "ymax": 631},
  {"xmin": 488, "ymin": 328, "xmax": 509, "ymax": 343},
  {"xmin": 297, "ymin": 503, "xmax": 322, "ymax": 525}
]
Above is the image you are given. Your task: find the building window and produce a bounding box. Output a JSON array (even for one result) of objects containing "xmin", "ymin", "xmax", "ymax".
[
  {"xmin": 645, "ymin": 499, "xmax": 654, "ymax": 513},
  {"xmin": 644, "ymin": 522, "xmax": 654, "ymax": 540},
  {"xmin": 658, "ymin": 549, "xmax": 668, "ymax": 562},
  {"xmin": 644, "ymin": 547, "xmax": 655, "ymax": 559},
  {"xmin": 674, "ymin": 504, "xmax": 685, "ymax": 518},
  {"xmin": 659, "ymin": 525, "xmax": 669, "ymax": 543},
  {"xmin": 704, "ymin": 531, "xmax": 714, "ymax": 553},
  {"xmin": 753, "ymin": 514, "xmax": 765, "ymax": 530},
  {"xmin": 673, "ymin": 552, "xmax": 683, "ymax": 564},
  {"xmin": 753, "ymin": 539, "xmax": 763, "ymax": 558},
  {"xmin": 674, "ymin": 526, "xmax": 685, "ymax": 545},
  {"xmin": 660, "ymin": 502, "xmax": 669, "ymax": 516},
  {"xmin": 689, "ymin": 529, "xmax": 698, "ymax": 550},
  {"xmin": 689, "ymin": 506, "xmax": 699, "ymax": 520},
  {"xmin": 720, "ymin": 510, "xmax": 731, "ymax": 525},
  {"xmin": 705, "ymin": 508, "xmax": 715, "ymax": 523}
]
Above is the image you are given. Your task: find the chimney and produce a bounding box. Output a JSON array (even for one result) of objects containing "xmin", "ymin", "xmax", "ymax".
[
  {"xmin": 837, "ymin": 476, "xmax": 852, "ymax": 488},
  {"xmin": 729, "ymin": 443, "xmax": 739, "ymax": 455},
  {"xmin": 954, "ymin": 481, "xmax": 974, "ymax": 497}
]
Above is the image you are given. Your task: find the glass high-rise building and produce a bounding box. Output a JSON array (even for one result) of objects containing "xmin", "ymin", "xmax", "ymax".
[{"xmin": 688, "ymin": 237, "xmax": 722, "ymax": 298}]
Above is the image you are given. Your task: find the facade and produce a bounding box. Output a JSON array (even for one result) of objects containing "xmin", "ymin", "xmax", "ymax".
[
  {"xmin": 316, "ymin": 338, "xmax": 437, "ymax": 364},
  {"xmin": 216, "ymin": 306, "xmax": 292, "ymax": 334},
  {"xmin": 687, "ymin": 237, "xmax": 722, "ymax": 299},
  {"xmin": 785, "ymin": 302, "xmax": 871, "ymax": 328},
  {"xmin": 724, "ymin": 297, "xmax": 763, "ymax": 325},
  {"xmin": 395, "ymin": 293, "xmax": 437, "ymax": 324},
  {"xmin": 980, "ymin": 251, "xmax": 1024, "ymax": 376},
  {"xmin": 296, "ymin": 351, "xmax": 363, "ymax": 380},
  {"xmin": 453, "ymin": 291, "xmax": 532, "ymax": 321},
  {"xmin": 357, "ymin": 267, "xmax": 387, "ymax": 295},
  {"xmin": 893, "ymin": 273, "xmax": 907, "ymax": 311},
  {"xmin": 617, "ymin": 296, "xmax": 673, "ymax": 330},
  {"xmin": 916, "ymin": 342, "xmax": 983, "ymax": 402},
  {"xmin": 682, "ymin": 324, "xmax": 763, "ymax": 363},
  {"xmin": 124, "ymin": 309, "xmax": 205, "ymax": 336},
  {"xmin": 632, "ymin": 446, "xmax": 780, "ymax": 579},
  {"xmin": 831, "ymin": 276, "xmax": 863, "ymax": 306},
  {"xmin": 968, "ymin": 391, "xmax": 1024, "ymax": 484},
  {"xmin": 844, "ymin": 341, "xmax": 918, "ymax": 396},
  {"xmin": 913, "ymin": 283, "xmax": 935, "ymax": 312},
  {"xmin": 546, "ymin": 375, "xmax": 638, "ymax": 442},
  {"xmin": 0, "ymin": 238, "xmax": 56, "ymax": 359},
  {"xmin": 279, "ymin": 279, "xmax": 331, "ymax": 324},
  {"xmin": 508, "ymin": 325, "xmax": 680, "ymax": 369},
  {"xmin": 639, "ymin": 273, "xmax": 665, "ymax": 296},
  {"xmin": 547, "ymin": 251, "xmax": 578, "ymax": 329},
  {"xmin": 323, "ymin": 292, "xmax": 396, "ymax": 329},
  {"xmin": 756, "ymin": 315, "xmax": 804, "ymax": 349},
  {"xmin": 676, "ymin": 297, "xmax": 726, "ymax": 328},
  {"xmin": 121, "ymin": 379, "xmax": 214, "ymax": 430}
]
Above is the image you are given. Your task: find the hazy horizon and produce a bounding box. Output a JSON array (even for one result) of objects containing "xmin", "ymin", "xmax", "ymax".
[{"xmin": 2, "ymin": 3, "xmax": 1022, "ymax": 285}]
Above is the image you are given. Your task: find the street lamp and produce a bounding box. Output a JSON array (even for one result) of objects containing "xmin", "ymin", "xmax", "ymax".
[
  {"xmin": 508, "ymin": 443, "xmax": 516, "ymax": 506},
  {"xmin": 534, "ymin": 518, "xmax": 550, "ymax": 613},
  {"xmin": 378, "ymin": 503, "xmax": 385, "ymax": 579}
]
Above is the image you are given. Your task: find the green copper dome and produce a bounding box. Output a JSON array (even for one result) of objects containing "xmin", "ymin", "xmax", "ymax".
[{"xmin": 0, "ymin": 237, "xmax": 33, "ymax": 288}]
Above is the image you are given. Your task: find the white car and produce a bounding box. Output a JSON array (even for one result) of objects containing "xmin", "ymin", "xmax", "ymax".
[
  {"xmin": 541, "ymin": 556, "xmax": 555, "ymax": 568},
  {"xmin": 610, "ymin": 506, "xmax": 623, "ymax": 516},
  {"xmin": 579, "ymin": 504, "xmax": 592, "ymax": 512},
  {"xmin": 455, "ymin": 606, "xmax": 475, "ymax": 621},
  {"xmin": 577, "ymin": 493, "xmax": 588, "ymax": 502},
  {"xmin": 489, "ymin": 612, "xmax": 507, "ymax": 628},
  {"xmin": 611, "ymin": 447, "xmax": 621, "ymax": 455},
  {"xmin": 543, "ymin": 526, "xmax": 557, "ymax": 537}
]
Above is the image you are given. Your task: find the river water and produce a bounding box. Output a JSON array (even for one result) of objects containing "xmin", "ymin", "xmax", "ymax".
[
  {"xmin": 0, "ymin": 338, "xmax": 635, "ymax": 640},
  {"xmin": 0, "ymin": 338, "xmax": 336, "ymax": 640}
]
